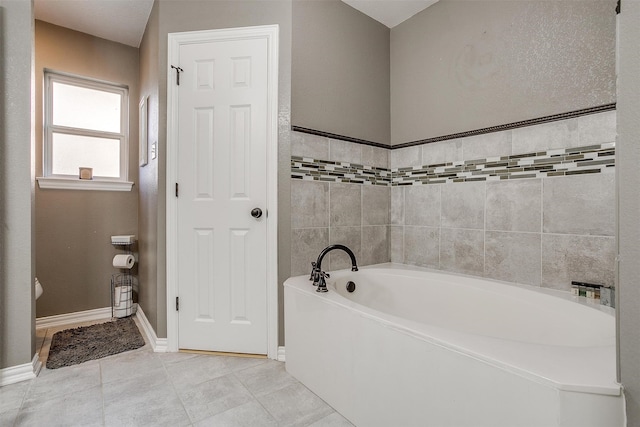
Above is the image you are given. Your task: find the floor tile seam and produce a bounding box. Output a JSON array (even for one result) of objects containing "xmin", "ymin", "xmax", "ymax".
[
  {"xmin": 99, "ymin": 351, "xmax": 163, "ymax": 386},
  {"xmin": 229, "ymin": 370, "xmax": 283, "ymax": 425},
  {"xmin": 178, "ymin": 370, "xmax": 258, "ymax": 425},
  {"xmin": 13, "ymin": 375, "xmax": 34, "ymax": 420},
  {"xmin": 225, "ymin": 357, "xmax": 270, "ymax": 376},
  {"xmin": 254, "ymin": 380, "xmax": 337, "ymax": 427},
  {"xmin": 99, "ymin": 355, "xmax": 106, "ymax": 426},
  {"xmin": 161, "ymin": 353, "xmax": 205, "ymax": 426}
]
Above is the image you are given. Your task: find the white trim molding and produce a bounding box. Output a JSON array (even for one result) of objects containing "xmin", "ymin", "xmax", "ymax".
[
  {"xmin": 37, "ymin": 177, "xmax": 134, "ymax": 191},
  {"xmin": 277, "ymin": 346, "xmax": 286, "ymax": 362},
  {"xmin": 166, "ymin": 25, "xmax": 280, "ymax": 358},
  {"xmin": 0, "ymin": 354, "xmax": 42, "ymax": 387},
  {"xmin": 135, "ymin": 306, "xmax": 168, "ymax": 352},
  {"xmin": 35, "ymin": 307, "xmax": 112, "ymax": 329}
]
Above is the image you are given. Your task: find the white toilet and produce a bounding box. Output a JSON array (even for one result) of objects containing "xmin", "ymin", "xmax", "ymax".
[{"xmin": 35, "ymin": 277, "xmax": 43, "ymax": 300}]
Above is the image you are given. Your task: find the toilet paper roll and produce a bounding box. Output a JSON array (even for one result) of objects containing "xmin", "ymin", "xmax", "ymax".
[
  {"xmin": 113, "ymin": 254, "xmax": 135, "ymax": 269},
  {"xmin": 114, "ymin": 286, "xmax": 122, "ymax": 307}
]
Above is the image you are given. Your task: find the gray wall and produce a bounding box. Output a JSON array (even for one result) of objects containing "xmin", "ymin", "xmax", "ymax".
[
  {"xmin": 34, "ymin": 21, "xmax": 139, "ymax": 317},
  {"xmin": 390, "ymin": 0, "xmax": 616, "ymax": 145},
  {"xmin": 617, "ymin": 1, "xmax": 640, "ymax": 423},
  {"xmin": 138, "ymin": 0, "xmax": 161, "ymax": 340},
  {"xmin": 0, "ymin": 0, "xmax": 35, "ymax": 369},
  {"xmin": 292, "ymin": 0, "xmax": 390, "ymax": 145},
  {"xmin": 139, "ymin": 0, "xmax": 292, "ymax": 341}
]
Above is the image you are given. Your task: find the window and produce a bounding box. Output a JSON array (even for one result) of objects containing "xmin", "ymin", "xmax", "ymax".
[{"xmin": 38, "ymin": 70, "xmax": 133, "ymax": 191}]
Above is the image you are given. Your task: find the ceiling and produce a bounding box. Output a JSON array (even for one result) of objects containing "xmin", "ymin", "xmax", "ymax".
[
  {"xmin": 342, "ymin": 0, "xmax": 438, "ymax": 28},
  {"xmin": 33, "ymin": 0, "xmax": 437, "ymax": 48},
  {"xmin": 34, "ymin": 0, "xmax": 154, "ymax": 48}
]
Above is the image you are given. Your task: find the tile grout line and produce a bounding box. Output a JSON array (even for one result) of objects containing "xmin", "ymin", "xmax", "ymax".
[
  {"xmin": 99, "ymin": 357, "xmax": 106, "ymax": 427},
  {"xmin": 541, "ymin": 177, "xmax": 545, "ymax": 288},
  {"xmin": 483, "ymin": 180, "xmax": 487, "ymax": 279}
]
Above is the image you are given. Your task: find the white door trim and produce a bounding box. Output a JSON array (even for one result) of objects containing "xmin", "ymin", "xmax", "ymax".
[{"xmin": 166, "ymin": 25, "xmax": 279, "ymax": 359}]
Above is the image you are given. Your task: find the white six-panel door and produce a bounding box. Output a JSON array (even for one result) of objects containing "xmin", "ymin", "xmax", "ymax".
[{"xmin": 173, "ymin": 32, "xmax": 271, "ymax": 354}]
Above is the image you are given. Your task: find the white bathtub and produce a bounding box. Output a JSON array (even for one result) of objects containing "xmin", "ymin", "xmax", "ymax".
[{"xmin": 284, "ymin": 264, "xmax": 624, "ymax": 427}]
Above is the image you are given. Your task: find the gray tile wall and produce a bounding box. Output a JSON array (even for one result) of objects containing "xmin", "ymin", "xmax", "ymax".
[
  {"xmin": 391, "ymin": 111, "xmax": 616, "ymax": 291},
  {"xmin": 291, "ymin": 111, "xmax": 616, "ymax": 292},
  {"xmin": 290, "ymin": 131, "xmax": 390, "ymax": 276}
]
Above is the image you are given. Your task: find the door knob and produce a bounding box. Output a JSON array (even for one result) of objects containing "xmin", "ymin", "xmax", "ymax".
[{"xmin": 251, "ymin": 208, "xmax": 263, "ymax": 218}]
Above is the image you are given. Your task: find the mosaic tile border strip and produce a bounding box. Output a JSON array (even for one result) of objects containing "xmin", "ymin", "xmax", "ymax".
[
  {"xmin": 392, "ymin": 143, "xmax": 615, "ymax": 186},
  {"xmin": 291, "ymin": 103, "xmax": 616, "ymax": 149},
  {"xmin": 291, "ymin": 143, "xmax": 615, "ymax": 186},
  {"xmin": 291, "ymin": 157, "xmax": 391, "ymax": 186}
]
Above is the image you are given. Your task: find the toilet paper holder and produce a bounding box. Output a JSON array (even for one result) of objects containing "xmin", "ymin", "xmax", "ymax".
[
  {"xmin": 111, "ymin": 235, "xmax": 137, "ymax": 270},
  {"xmin": 111, "ymin": 235, "xmax": 138, "ymax": 318}
]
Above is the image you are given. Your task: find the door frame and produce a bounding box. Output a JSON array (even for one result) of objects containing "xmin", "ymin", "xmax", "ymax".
[{"xmin": 166, "ymin": 25, "xmax": 279, "ymax": 358}]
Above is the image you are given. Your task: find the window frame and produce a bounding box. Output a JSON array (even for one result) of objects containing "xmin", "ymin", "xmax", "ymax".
[{"xmin": 38, "ymin": 70, "xmax": 133, "ymax": 191}]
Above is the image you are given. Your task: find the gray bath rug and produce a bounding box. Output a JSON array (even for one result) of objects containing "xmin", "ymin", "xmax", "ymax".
[{"xmin": 46, "ymin": 317, "xmax": 145, "ymax": 369}]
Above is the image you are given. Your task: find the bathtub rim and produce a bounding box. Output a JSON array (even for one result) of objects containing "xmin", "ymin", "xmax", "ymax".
[{"xmin": 284, "ymin": 263, "xmax": 621, "ymax": 397}]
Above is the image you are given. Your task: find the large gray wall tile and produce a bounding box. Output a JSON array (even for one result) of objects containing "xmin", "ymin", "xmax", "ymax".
[
  {"xmin": 361, "ymin": 226, "xmax": 390, "ymax": 265},
  {"xmin": 440, "ymin": 228, "xmax": 484, "ymax": 276},
  {"xmin": 329, "ymin": 183, "xmax": 361, "ymax": 227},
  {"xmin": 390, "ymin": 226, "xmax": 404, "ymax": 263},
  {"xmin": 421, "ymin": 139, "xmax": 463, "ymax": 165},
  {"xmin": 362, "ymin": 185, "xmax": 390, "ymax": 225},
  {"xmin": 441, "ymin": 182, "xmax": 485, "ymax": 229},
  {"xmin": 463, "ymin": 130, "xmax": 512, "ymax": 161},
  {"xmin": 390, "ymin": 145, "xmax": 421, "ymax": 169},
  {"xmin": 391, "ymin": 186, "xmax": 404, "ymax": 225},
  {"xmin": 404, "ymin": 226, "xmax": 439, "ymax": 269},
  {"xmin": 512, "ymin": 119, "xmax": 579, "ymax": 154},
  {"xmin": 486, "ymin": 180, "xmax": 542, "ymax": 232},
  {"xmin": 291, "ymin": 180, "xmax": 329, "ymax": 228},
  {"xmin": 543, "ymin": 173, "xmax": 615, "ymax": 236},
  {"xmin": 330, "ymin": 139, "xmax": 362, "ymax": 164},
  {"xmin": 361, "ymin": 146, "xmax": 389, "ymax": 169},
  {"xmin": 485, "ymin": 231, "xmax": 541, "ymax": 286},
  {"xmin": 329, "ymin": 226, "xmax": 361, "ymax": 271},
  {"xmin": 405, "ymin": 185, "xmax": 440, "ymax": 226},
  {"xmin": 578, "ymin": 111, "xmax": 616, "ymax": 145},
  {"xmin": 541, "ymin": 234, "xmax": 615, "ymax": 290},
  {"xmin": 291, "ymin": 228, "xmax": 329, "ymax": 276},
  {"xmin": 291, "ymin": 131, "xmax": 330, "ymax": 160}
]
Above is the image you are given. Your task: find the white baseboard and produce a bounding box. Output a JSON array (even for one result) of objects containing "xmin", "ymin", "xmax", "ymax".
[
  {"xmin": 1, "ymin": 354, "xmax": 41, "ymax": 387},
  {"xmin": 277, "ymin": 346, "xmax": 286, "ymax": 362},
  {"xmin": 36, "ymin": 307, "xmax": 112, "ymax": 329},
  {"xmin": 135, "ymin": 306, "xmax": 168, "ymax": 353}
]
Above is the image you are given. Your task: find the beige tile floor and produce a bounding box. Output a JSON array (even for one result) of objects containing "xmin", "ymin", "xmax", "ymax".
[{"xmin": 0, "ymin": 316, "xmax": 353, "ymax": 427}]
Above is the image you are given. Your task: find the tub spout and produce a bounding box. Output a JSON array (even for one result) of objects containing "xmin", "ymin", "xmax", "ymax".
[{"xmin": 313, "ymin": 244, "xmax": 358, "ymax": 292}]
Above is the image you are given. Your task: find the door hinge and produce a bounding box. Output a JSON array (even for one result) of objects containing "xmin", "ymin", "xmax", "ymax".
[
  {"xmin": 175, "ymin": 182, "xmax": 179, "ymax": 197},
  {"xmin": 176, "ymin": 296, "xmax": 179, "ymax": 311}
]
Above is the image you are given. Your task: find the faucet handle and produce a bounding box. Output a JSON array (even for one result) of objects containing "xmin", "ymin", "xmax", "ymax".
[
  {"xmin": 309, "ymin": 262, "xmax": 317, "ymax": 281},
  {"xmin": 316, "ymin": 270, "xmax": 330, "ymax": 293}
]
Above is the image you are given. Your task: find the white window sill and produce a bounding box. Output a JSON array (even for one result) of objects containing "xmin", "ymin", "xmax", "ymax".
[{"xmin": 37, "ymin": 177, "xmax": 134, "ymax": 191}]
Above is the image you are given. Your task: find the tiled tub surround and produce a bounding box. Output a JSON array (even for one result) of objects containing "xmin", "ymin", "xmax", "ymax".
[
  {"xmin": 291, "ymin": 111, "xmax": 616, "ymax": 291},
  {"xmin": 290, "ymin": 132, "xmax": 390, "ymax": 276}
]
